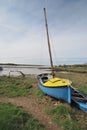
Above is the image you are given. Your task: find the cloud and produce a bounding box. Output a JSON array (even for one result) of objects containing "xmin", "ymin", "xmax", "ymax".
[{"xmin": 0, "ymin": 0, "xmax": 87, "ymax": 64}]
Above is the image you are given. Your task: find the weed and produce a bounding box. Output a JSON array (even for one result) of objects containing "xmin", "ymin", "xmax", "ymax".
[
  {"xmin": 45, "ymin": 105, "xmax": 84, "ymax": 130},
  {"xmin": 0, "ymin": 102, "xmax": 45, "ymax": 130},
  {"xmin": 0, "ymin": 76, "xmax": 36, "ymax": 97}
]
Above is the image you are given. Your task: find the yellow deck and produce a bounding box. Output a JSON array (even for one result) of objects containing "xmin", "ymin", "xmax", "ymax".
[{"xmin": 43, "ymin": 77, "xmax": 71, "ymax": 87}]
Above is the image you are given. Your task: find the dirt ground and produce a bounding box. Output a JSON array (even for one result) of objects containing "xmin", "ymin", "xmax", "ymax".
[{"xmin": 0, "ymin": 95, "xmax": 60, "ymax": 130}]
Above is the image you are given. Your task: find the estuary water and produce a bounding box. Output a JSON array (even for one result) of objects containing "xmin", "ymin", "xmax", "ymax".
[{"xmin": 0, "ymin": 65, "xmax": 50, "ymax": 77}]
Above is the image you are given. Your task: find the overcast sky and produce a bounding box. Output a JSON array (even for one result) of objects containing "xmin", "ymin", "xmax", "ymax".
[{"xmin": 0, "ymin": 0, "xmax": 87, "ymax": 65}]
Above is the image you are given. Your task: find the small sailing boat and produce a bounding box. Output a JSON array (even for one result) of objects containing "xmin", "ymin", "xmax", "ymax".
[{"xmin": 37, "ymin": 8, "xmax": 72, "ymax": 103}]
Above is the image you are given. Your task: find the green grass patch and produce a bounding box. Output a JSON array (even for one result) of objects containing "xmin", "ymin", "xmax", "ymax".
[
  {"xmin": 0, "ymin": 76, "xmax": 36, "ymax": 97},
  {"xmin": 34, "ymin": 89, "xmax": 45, "ymax": 98},
  {"xmin": 0, "ymin": 102, "xmax": 45, "ymax": 130},
  {"xmin": 45, "ymin": 104, "xmax": 84, "ymax": 130},
  {"xmin": 55, "ymin": 64, "xmax": 87, "ymax": 73},
  {"xmin": 78, "ymin": 86, "xmax": 87, "ymax": 95}
]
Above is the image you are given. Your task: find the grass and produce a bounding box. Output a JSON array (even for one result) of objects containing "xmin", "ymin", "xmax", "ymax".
[
  {"xmin": 0, "ymin": 76, "xmax": 46, "ymax": 98},
  {"xmin": 0, "ymin": 76, "xmax": 36, "ymax": 97},
  {"xmin": 0, "ymin": 102, "xmax": 45, "ymax": 130},
  {"xmin": 34, "ymin": 89, "xmax": 45, "ymax": 98},
  {"xmin": 54, "ymin": 64, "xmax": 87, "ymax": 73},
  {"xmin": 45, "ymin": 104, "xmax": 84, "ymax": 130}
]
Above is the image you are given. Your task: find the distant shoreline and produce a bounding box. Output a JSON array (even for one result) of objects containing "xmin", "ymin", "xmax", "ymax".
[
  {"xmin": 0, "ymin": 63, "xmax": 87, "ymax": 67},
  {"xmin": 0, "ymin": 63, "xmax": 44, "ymax": 66}
]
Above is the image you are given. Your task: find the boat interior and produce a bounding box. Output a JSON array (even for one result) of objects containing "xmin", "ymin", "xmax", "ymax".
[
  {"xmin": 71, "ymin": 88, "xmax": 87, "ymax": 103},
  {"xmin": 37, "ymin": 73, "xmax": 52, "ymax": 83}
]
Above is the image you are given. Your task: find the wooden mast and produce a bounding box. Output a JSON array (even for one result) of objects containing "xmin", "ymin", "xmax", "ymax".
[{"xmin": 43, "ymin": 8, "xmax": 55, "ymax": 78}]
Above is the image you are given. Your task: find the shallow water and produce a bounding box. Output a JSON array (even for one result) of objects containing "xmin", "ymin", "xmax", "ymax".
[{"xmin": 0, "ymin": 65, "xmax": 50, "ymax": 76}]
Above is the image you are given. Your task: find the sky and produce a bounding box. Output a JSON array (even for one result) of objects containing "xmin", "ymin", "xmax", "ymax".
[{"xmin": 0, "ymin": 0, "xmax": 87, "ymax": 65}]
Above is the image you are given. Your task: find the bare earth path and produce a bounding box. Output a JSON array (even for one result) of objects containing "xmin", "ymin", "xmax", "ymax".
[{"xmin": 0, "ymin": 96, "xmax": 60, "ymax": 130}]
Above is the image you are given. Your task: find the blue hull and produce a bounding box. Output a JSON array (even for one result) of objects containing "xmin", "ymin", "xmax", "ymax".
[
  {"xmin": 72, "ymin": 99, "xmax": 87, "ymax": 113},
  {"xmin": 38, "ymin": 82, "xmax": 71, "ymax": 103}
]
